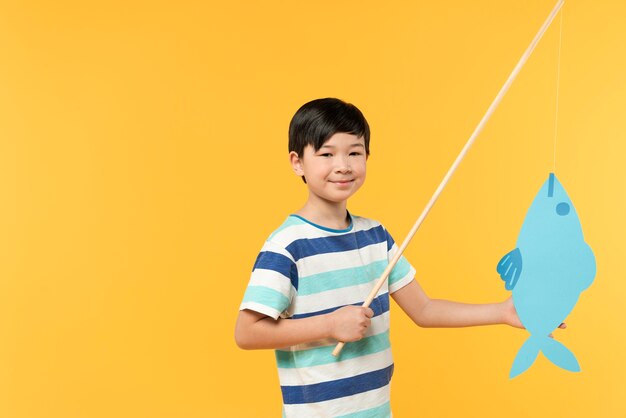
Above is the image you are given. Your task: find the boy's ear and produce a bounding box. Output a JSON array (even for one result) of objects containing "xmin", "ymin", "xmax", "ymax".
[{"xmin": 289, "ymin": 151, "xmax": 304, "ymax": 177}]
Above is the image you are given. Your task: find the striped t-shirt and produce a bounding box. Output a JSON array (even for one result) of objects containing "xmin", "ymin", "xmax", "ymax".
[{"xmin": 240, "ymin": 213, "xmax": 415, "ymax": 418}]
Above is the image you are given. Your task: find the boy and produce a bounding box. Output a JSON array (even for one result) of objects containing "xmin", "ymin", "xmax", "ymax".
[{"xmin": 235, "ymin": 98, "xmax": 524, "ymax": 417}]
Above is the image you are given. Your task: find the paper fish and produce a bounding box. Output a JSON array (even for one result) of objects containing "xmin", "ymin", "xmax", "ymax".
[{"xmin": 497, "ymin": 173, "xmax": 596, "ymax": 378}]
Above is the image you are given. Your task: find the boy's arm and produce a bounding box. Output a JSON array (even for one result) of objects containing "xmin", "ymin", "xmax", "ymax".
[
  {"xmin": 235, "ymin": 305, "xmax": 375, "ymax": 350},
  {"xmin": 391, "ymin": 280, "xmax": 523, "ymax": 328}
]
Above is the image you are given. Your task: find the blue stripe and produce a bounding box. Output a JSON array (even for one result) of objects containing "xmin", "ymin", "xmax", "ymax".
[
  {"xmin": 252, "ymin": 251, "xmax": 298, "ymax": 290},
  {"xmin": 281, "ymin": 364, "xmax": 394, "ymax": 404},
  {"xmin": 291, "ymin": 293, "xmax": 389, "ymax": 319},
  {"xmin": 385, "ymin": 230, "xmax": 395, "ymax": 251},
  {"xmin": 286, "ymin": 225, "xmax": 387, "ymax": 261}
]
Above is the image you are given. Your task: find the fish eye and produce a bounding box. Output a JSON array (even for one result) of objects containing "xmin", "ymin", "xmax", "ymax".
[{"xmin": 556, "ymin": 202, "xmax": 570, "ymax": 216}]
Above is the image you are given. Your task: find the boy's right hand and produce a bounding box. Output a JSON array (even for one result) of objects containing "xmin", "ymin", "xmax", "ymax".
[{"xmin": 327, "ymin": 306, "xmax": 375, "ymax": 342}]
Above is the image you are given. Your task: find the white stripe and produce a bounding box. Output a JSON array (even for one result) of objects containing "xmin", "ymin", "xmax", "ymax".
[
  {"xmin": 258, "ymin": 240, "xmax": 296, "ymax": 261},
  {"xmin": 387, "ymin": 243, "xmax": 400, "ymax": 258},
  {"xmin": 352, "ymin": 216, "xmax": 383, "ymax": 232},
  {"xmin": 282, "ymin": 385, "xmax": 390, "ymax": 418},
  {"xmin": 239, "ymin": 301, "xmax": 281, "ymax": 320},
  {"xmin": 270, "ymin": 217, "xmax": 385, "ymax": 249},
  {"xmin": 248, "ymin": 269, "xmax": 295, "ymax": 295},
  {"xmin": 292, "ymin": 282, "xmax": 389, "ymax": 316},
  {"xmin": 297, "ymin": 241, "xmax": 388, "ymax": 277},
  {"xmin": 278, "ymin": 347, "xmax": 393, "ymax": 386},
  {"xmin": 272, "ymin": 223, "xmax": 330, "ymax": 243},
  {"xmin": 285, "ymin": 312, "xmax": 390, "ymax": 352}
]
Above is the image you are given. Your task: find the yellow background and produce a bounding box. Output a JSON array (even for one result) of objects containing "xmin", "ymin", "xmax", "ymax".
[{"xmin": 1, "ymin": 0, "xmax": 624, "ymax": 417}]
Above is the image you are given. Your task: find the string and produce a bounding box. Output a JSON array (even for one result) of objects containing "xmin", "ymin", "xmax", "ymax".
[{"xmin": 553, "ymin": 8, "xmax": 564, "ymax": 172}]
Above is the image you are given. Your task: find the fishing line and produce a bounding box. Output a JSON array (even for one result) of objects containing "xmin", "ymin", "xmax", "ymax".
[{"xmin": 553, "ymin": 8, "xmax": 564, "ymax": 172}]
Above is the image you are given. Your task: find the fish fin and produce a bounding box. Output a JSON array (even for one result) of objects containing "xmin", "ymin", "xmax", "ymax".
[
  {"xmin": 542, "ymin": 338, "xmax": 581, "ymax": 372},
  {"xmin": 510, "ymin": 335, "xmax": 541, "ymax": 378},
  {"xmin": 497, "ymin": 248, "xmax": 523, "ymax": 290}
]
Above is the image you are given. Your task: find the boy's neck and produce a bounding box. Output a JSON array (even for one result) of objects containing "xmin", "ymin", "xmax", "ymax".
[{"xmin": 295, "ymin": 198, "xmax": 351, "ymax": 230}]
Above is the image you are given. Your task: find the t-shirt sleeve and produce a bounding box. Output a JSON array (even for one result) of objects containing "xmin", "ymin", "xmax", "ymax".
[
  {"xmin": 239, "ymin": 240, "xmax": 297, "ymax": 320},
  {"xmin": 384, "ymin": 228, "xmax": 416, "ymax": 294}
]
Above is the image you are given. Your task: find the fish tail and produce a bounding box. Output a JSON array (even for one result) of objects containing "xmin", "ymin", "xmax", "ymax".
[
  {"xmin": 542, "ymin": 337, "xmax": 581, "ymax": 373},
  {"xmin": 510, "ymin": 335, "xmax": 542, "ymax": 378},
  {"xmin": 510, "ymin": 335, "xmax": 581, "ymax": 378}
]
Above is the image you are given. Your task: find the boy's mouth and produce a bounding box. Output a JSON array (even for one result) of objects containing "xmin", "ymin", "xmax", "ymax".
[{"xmin": 331, "ymin": 179, "xmax": 354, "ymax": 187}]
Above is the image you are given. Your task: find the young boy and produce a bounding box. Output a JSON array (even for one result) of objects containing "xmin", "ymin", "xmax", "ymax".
[{"xmin": 235, "ymin": 98, "xmax": 524, "ymax": 417}]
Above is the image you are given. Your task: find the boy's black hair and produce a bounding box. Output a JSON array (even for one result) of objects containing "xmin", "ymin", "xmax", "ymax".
[{"xmin": 289, "ymin": 98, "xmax": 370, "ymax": 183}]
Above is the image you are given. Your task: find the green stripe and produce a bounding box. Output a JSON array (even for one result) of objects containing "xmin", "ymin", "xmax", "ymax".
[
  {"xmin": 337, "ymin": 401, "xmax": 391, "ymax": 418},
  {"xmin": 298, "ymin": 260, "xmax": 387, "ymax": 296},
  {"xmin": 389, "ymin": 257, "xmax": 411, "ymax": 285},
  {"xmin": 276, "ymin": 330, "xmax": 390, "ymax": 369},
  {"xmin": 242, "ymin": 286, "xmax": 290, "ymax": 312},
  {"xmin": 298, "ymin": 257, "xmax": 411, "ymax": 295},
  {"xmin": 269, "ymin": 216, "xmax": 303, "ymax": 240}
]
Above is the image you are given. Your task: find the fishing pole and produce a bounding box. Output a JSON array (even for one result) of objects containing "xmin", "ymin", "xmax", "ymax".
[{"xmin": 333, "ymin": 0, "xmax": 565, "ymax": 357}]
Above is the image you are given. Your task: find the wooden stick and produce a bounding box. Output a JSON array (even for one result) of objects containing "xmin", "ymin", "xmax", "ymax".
[{"xmin": 332, "ymin": 0, "xmax": 565, "ymax": 357}]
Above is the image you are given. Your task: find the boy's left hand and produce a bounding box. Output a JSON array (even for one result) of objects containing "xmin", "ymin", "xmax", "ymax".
[
  {"xmin": 502, "ymin": 296, "xmax": 566, "ymax": 334},
  {"xmin": 502, "ymin": 296, "xmax": 524, "ymax": 329}
]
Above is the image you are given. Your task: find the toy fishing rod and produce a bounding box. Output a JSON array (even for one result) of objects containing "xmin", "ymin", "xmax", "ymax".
[{"xmin": 333, "ymin": 0, "xmax": 565, "ymax": 357}]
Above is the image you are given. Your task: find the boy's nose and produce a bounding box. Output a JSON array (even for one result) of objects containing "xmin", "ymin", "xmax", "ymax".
[{"xmin": 335, "ymin": 159, "xmax": 352, "ymax": 173}]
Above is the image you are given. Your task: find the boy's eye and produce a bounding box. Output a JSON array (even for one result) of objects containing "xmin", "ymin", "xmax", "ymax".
[
  {"xmin": 350, "ymin": 152, "xmax": 362, "ymax": 156},
  {"xmin": 319, "ymin": 153, "xmax": 333, "ymax": 157}
]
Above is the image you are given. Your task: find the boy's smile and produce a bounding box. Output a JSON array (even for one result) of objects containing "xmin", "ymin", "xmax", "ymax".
[{"xmin": 290, "ymin": 132, "xmax": 367, "ymax": 207}]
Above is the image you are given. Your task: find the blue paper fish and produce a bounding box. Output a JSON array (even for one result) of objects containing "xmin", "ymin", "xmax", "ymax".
[{"xmin": 497, "ymin": 173, "xmax": 596, "ymax": 378}]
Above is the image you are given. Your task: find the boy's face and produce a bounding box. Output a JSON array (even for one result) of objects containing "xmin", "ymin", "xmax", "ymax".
[{"xmin": 290, "ymin": 132, "xmax": 368, "ymax": 205}]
